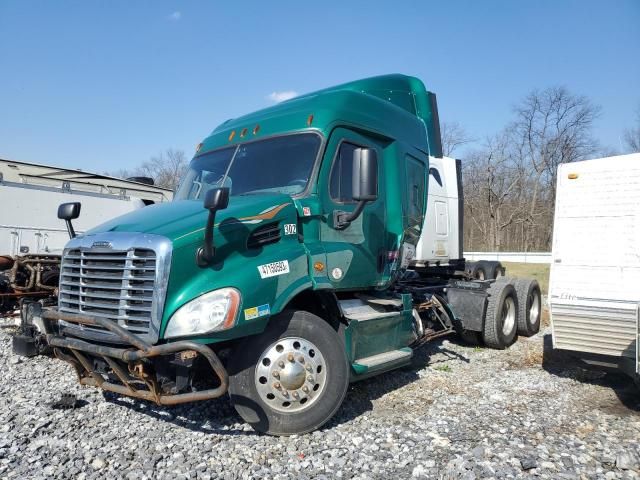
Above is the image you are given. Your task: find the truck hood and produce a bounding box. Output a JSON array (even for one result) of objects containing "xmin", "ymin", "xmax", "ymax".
[{"xmin": 85, "ymin": 194, "xmax": 294, "ymax": 246}]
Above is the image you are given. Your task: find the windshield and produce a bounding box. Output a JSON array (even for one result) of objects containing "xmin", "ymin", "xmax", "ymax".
[{"xmin": 174, "ymin": 133, "xmax": 321, "ymax": 200}]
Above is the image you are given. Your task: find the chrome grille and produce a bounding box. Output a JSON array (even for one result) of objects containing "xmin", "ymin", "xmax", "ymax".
[{"xmin": 57, "ymin": 233, "xmax": 172, "ymax": 343}]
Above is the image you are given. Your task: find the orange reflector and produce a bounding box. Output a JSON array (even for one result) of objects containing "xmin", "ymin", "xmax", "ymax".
[
  {"xmin": 240, "ymin": 128, "xmax": 248, "ymax": 138},
  {"xmin": 568, "ymin": 173, "xmax": 579, "ymax": 179},
  {"xmin": 253, "ymin": 124, "xmax": 260, "ymax": 135},
  {"xmin": 228, "ymin": 130, "xmax": 236, "ymax": 141},
  {"xmin": 307, "ymin": 114, "xmax": 314, "ymax": 126},
  {"xmin": 314, "ymin": 262, "xmax": 325, "ymax": 272}
]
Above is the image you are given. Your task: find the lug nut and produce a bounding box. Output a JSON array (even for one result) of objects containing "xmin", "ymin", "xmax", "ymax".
[
  {"xmin": 272, "ymin": 371, "xmax": 280, "ymax": 378},
  {"xmin": 273, "ymin": 382, "xmax": 281, "ymax": 389},
  {"xmin": 292, "ymin": 391, "xmax": 299, "ymax": 398},
  {"xmin": 282, "ymin": 390, "xmax": 289, "ymax": 397},
  {"xmin": 287, "ymin": 353, "xmax": 295, "ymax": 362},
  {"xmin": 307, "ymin": 375, "xmax": 314, "ymax": 383},
  {"xmin": 278, "ymin": 361, "xmax": 285, "ymax": 368},
  {"xmin": 302, "ymin": 386, "xmax": 309, "ymax": 393},
  {"xmin": 298, "ymin": 356, "xmax": 305, "ymax": 363},
  {"xmin": 305, "ymin": 365, "xmax": 312, "ymax": 372}
]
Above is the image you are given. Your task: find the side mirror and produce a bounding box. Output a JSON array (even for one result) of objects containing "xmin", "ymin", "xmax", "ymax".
[
  {"xmin": 352, "ymin": 148, "xmax": 378, "ymax": 202},
  {"xmin": 57, "ymin": 202, "xmax": 81, "ymax": 221},
  {"xmin": 334, "ymin": 148, "xmax": 378, "ymax": 230},
  {"xmin": 58, "ymin": 202, "xmax": 81, "ymax": 238},
  {"xmin": 204, "ymin": 187, "xmax": 230, "ymax": 211},
  {"xmin": 198, "ymin": 188, "xmax": 230, "ymax": 266}
]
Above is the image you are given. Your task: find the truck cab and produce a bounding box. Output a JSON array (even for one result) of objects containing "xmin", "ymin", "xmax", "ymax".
[{"xmin": 16, "ymin": 75, "xmax": 538, "ymax": 435}]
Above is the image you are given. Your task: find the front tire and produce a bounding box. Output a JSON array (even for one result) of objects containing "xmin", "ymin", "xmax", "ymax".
[{"xmin": 228, "ymin": 310, "xmax": 349, "ymax": 435}]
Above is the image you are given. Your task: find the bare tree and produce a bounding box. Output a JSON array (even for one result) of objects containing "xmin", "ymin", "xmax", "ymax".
[
  {"xmin": 463, "ymin": 134, "xmax": 524, "ymax": 251},
  {"xmin": 462, "ymin": 87, "xmax": 600, "ymax": 252},
  {"xmin": 509, "ymin": 86, "xmax": 600, "ymax": 250},
  {"xmin": 137, "ymin": 149, "xmax": 188, "ymax": 190},
  {"xmin": 623, "ymin": 105, "xmax": 640, "ymax": 153},
  {"xmin": 441, "ymin": 121, "xmax": 473, "ymax": 157},
  {"xmin": 114, "ymin": 149, "xmax": 188, "ymax": 190}
]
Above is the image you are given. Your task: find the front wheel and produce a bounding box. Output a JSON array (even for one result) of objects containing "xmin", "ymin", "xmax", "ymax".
[{"xmin": 228, "ymin": 310, "xmax": 349, "ymax": 435}]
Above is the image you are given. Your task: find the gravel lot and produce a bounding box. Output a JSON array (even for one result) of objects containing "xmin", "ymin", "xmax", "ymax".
[{"xmin": 1, "ymin": 318, "xmax": 639, "ymax": 480}]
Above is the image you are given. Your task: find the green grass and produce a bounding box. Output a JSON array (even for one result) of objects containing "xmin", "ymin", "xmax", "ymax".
[
  {"xmin": 501, "ymin": 262, "xmax": 550, "ymax": 295},
  {"xmin": 434, "ymin": 364, "xmax": 452, "ymax": 373}
]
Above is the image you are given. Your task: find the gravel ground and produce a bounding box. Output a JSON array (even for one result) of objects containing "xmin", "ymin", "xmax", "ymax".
[{"xmin": 0, "ymin": 318, "xmax": 639, "ymax": 480}]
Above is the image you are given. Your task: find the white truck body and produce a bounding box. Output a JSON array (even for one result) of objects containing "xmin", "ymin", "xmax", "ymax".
[
  {"xmin": 549, "ymin": 154, "xmax": 640, "ymax": 378},
  {"xmin": 0, "ymin": 159, "xmax": 173, "ymax": 256},
  {"xmin": 414, "ymin": 156, "xmax": 461, "ymax": 265}
]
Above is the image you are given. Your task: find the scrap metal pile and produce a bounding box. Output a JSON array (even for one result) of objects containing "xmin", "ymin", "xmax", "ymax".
[{"xmin": 0, "ymin": 254, "xmax": 60, "ymax": 315}]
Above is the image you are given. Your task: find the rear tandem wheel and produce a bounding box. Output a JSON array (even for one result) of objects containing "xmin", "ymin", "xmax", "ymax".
[{"xmin": 482, "ymin": 281, "xmax": 519, "ymax": 349}]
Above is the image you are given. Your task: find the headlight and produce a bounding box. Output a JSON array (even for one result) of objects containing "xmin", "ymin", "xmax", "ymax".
[{"xmin": 164, "ymin": 288, "xmax": 240, "ymax": 339}]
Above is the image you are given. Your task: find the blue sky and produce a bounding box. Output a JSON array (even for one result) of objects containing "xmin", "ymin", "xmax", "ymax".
[{"xmin": 1, "ymin": 1, "xmax": 638, "ymax": 172}]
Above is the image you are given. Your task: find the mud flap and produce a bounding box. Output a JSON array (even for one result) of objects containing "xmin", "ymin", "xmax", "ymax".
[{"xmin": 446, "ymin": 281, "xmax": 489, "ymax": 332}]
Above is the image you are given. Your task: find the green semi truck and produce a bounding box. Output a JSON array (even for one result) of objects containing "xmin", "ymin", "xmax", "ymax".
[{"xmin": 13, "ymin": 75, "xmax": 541, "ymax": 435}]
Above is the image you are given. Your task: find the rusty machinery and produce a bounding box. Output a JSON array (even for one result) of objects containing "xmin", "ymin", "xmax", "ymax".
[{"xmin": 0, "ymin": 254, "xmax": 60, "ymax": 315}]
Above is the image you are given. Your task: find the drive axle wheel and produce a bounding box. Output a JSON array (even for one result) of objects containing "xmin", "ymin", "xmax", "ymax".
[
  {"xmin": 483, "ymin": 281, "xmax": 519, "ymax": 349},
  {"xmin": 514, "ymin": 278, "xmax": 542, "ymax": 336},
  {"xmin": 228, "ymin": 310, "xmax": 349, "ymax": 435}
]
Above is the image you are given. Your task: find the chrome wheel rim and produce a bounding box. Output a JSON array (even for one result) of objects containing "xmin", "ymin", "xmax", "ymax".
[
  {"xmin": 528, "ymin": 290, "xmax": 540, "ymax": 327},
  {"xmin": 501, "ymin": 296, "xmax": 516, "ymax": 336},
  {"xmin": 254, "ymin": 337, "xmax": 326, "ymax": 413}
]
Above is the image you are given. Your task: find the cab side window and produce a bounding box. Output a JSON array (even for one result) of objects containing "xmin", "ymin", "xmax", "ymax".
[{"xmin": 329, "ymin": 142, "xmax": 359, "ymax": 203}]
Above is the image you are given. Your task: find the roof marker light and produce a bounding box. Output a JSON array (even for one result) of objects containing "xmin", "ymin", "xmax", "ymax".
[
  {"xmin": 196, "ymin": 142, "xmax": 203, "ymax": 153},
  {"xmin": 240, "ymin": 128, "xmax": 248, "ymax": 138},
  {"xmin": 253, "ymin": 124, "xmax": 260, "ymax": 135},
  {"xmin": 228, "ymin": 130, "xmax": 236, "ymax": 142},
  {"xmin": 307, "ymin": 114, "xmax": 314, "ymax": 126},
  {"xmin": 568, "ymin": 173, "xmax": 579, "ymax": 179}
]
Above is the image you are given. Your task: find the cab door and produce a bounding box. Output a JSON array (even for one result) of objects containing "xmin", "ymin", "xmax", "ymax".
[{"xmin": 318, "ymin": 128, "xmax": 387, "ymax": 289}]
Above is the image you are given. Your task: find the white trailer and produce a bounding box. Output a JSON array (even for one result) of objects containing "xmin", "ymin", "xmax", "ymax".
[
  {"xmin": 415, "ymin": 156, "xmax": 462, "ymax": 264},
  {"xmin": 412, "ymin": 156, "xmax": 504, "ymax": 280},
  {"xmin": 0, "ymin": 158, "xmax": 173, "ymax": 314},
  {"xmin": 0, "ymin": 158, "xmax": 173, "ymax": 255},
  {"xmin": 549, "ymin": 154, "xmax": 640, "ymax": 380}
]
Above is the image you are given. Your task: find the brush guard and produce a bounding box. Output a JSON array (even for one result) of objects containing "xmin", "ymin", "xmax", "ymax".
[{"xmin": 33, "ymin": 306, "xmax": 228, "ymax": 405}]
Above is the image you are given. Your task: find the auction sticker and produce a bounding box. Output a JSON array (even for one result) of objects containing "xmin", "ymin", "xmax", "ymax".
[
  {"xmin": 257, "ymin": 260, "xmax": 290, "ymax": 279},
  {"xmin": 244, "ymin": 304, "xmax": 271, "ymax": 320}
]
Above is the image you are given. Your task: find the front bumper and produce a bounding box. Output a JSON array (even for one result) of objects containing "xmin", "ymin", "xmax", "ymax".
[{"xmin": 30, "ymin": 305, "xmax": 229, "ymax": 405}]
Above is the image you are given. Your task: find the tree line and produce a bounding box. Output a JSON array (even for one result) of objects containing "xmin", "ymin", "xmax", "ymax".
[
  {"xmin": 115, "ymin": 90, "xmax": 640, "ymax": 253},
  {"xmin": 444, "ymin": 91, "xmax": 639, "ymax": 252}
]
